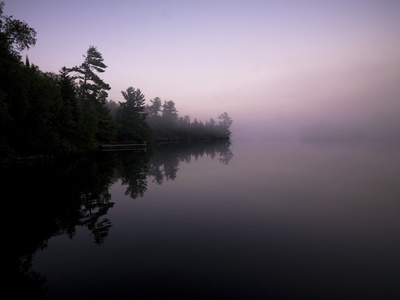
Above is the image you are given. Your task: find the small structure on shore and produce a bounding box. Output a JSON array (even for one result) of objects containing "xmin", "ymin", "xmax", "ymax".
[{"xmin": 98, "ymin": 143, "xmax": 147, "ymax": 151}]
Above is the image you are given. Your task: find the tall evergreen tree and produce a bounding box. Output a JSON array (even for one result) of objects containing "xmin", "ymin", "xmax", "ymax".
[
  {"xmin": 162, "ymin": 100, "xmax": 178, "ymax": 123},
  {"xmin": 68, "ymin": 46, "xmax": 115, "ymax": 146},
  {"xmin": 115, "ymin": 87, "xmax": 150, "ymax": 142},
  {"xmin": 218, "ymin": 112, "xmax": 233, "ymax": 139},
  {"xmin": 68, "ymin": 45, "xmax": 110, "ymax": 108},
  {"xmin": 158, "ymin": 100, "xmax": 178, "ymax": 138},
  {"xmin": 147, "ymin": 97, "xmax": 162, "ymax": 116}
]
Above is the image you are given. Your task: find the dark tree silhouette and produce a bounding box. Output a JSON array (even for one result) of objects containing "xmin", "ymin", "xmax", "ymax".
[
  {"xmin": 0, "ymin": 1, "xmax": 233, "ymax": 160},
  {"xmin": 68, "ymin": 46, "xmax": 116, "ymax": 145},
  {"xmin": 68, "ymin": 45, "xmax": 110, "ymax": 106},
  {"xmin": 115, "ymin": 86, "xmax": 151, "ymax": 142},
  {"xmin": 0, "ymin": 1, "xmax": 36, "ymax": 54}
]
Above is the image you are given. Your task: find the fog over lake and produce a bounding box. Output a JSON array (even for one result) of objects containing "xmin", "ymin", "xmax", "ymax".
[
  {"xmin": 6, "ymin": 138, "xmax": 400, "ymax": 299},
  {"xmin": 3, "ymin": 1, "xmax": 400, "ymax": 298}
]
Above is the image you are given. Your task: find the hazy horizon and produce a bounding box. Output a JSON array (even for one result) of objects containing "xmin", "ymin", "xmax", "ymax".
[{"xmin": 6, "ymin": 0, "xmax": 400, "ymax": 139}]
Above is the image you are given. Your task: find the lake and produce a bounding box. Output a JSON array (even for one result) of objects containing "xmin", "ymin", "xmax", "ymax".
[{"xmin": 5, "ymin": 138, "xmax": 400, "ymax": 299}]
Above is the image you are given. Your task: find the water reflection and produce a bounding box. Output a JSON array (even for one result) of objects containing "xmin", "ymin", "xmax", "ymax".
[
  {"xmin": 4, "ymin": 140, "xmax": 232, "ymax": 298},
  {"xmin": 147, "ymin": 140, "xmax": 233, "ymax": 185},
  {"xmin": 4, "ymin": 153, "xmax": 119, "ymax": 298},
  {"xmin": 116, "ymin": 150, "xmax": 149, "ymax": 198}
]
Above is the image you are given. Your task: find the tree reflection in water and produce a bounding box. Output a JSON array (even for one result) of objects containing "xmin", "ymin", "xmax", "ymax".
[
  {"xmin": 4, "ymin": 152, "xmax": 119, "ymax": 298},
  {"xmin": 147, "ymin": 140, "xmax": 233, "ymax": 185},
  {"xmin": 4, "ymin": 140, "xmax": 232, "ymax": 298}
]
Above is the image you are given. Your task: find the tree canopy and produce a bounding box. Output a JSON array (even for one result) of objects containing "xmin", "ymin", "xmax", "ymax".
[
  {"xmin": 68, "ymin": 45, "xmax": 110, "ymax": 106},
  {"xmin": 115, "ymin": 87, "xmax": 150, "ymax": 142},
  {"xmin": 0, "ymin": 2, "xmax": 232, "ymax": 160},
  {"xmin": 0, "ymin": 1, "xmax": 36, "ymax": 55}
]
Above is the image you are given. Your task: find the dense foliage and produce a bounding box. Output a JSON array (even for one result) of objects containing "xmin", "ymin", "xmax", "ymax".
[{"xmin": 0, "ymin": 2, "xmax": 232, "ymax": 160}]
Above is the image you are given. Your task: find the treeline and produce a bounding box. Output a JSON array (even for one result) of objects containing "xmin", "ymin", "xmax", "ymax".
[
  {"xmin": 145, "ymin": 99, "xmax": 232, "ymax": 141},
  {"xmin": 108, "ymin": 88, "xmax": 233, "ymax": 142},
  {"xmin": 0, "ymin": 2, "xmax": 232, "ymax": 160}
]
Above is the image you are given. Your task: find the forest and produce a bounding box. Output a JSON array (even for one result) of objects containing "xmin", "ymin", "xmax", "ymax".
[{"xmin": 0, "ymin": 2, "xmax": 232, "ymax": 160}]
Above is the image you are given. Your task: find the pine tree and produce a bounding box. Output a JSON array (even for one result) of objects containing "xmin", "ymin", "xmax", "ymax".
[
  {"xmin": 68, "ymin": 46, "xmax": 115, "ymax": 146},
  {"xmin": 68, "ymin": 45, "xmax": 110, "ymax": 108},
  {"xmin": 115, "ymin": 87, "xmax": 150, "ymax": 142},
  {"xmin": 218, "ymin": 112, "xmax": 233, "ymax": 139}
]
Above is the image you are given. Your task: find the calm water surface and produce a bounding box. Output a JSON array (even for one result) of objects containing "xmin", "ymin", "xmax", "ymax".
[{"xmin": 6, "ymin": 139, "xmax": 400, "ymax": 299}]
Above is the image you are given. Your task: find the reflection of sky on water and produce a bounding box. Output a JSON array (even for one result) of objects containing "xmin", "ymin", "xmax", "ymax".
[{"xmin": 31, "ymin": 139, "xmax": 400, "ymax": 299}]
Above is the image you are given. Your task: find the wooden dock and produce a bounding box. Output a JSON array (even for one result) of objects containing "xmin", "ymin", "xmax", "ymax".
[{"xmin": 99, "ymin": 143, "xmax": 147, "ymax": 151}]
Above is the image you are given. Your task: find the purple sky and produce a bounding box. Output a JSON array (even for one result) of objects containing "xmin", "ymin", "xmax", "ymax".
[{"xmin": 5, "ymin": 0, "xmax": 400, "ymax": 138}]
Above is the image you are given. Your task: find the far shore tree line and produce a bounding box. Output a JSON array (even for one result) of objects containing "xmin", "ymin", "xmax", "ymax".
[{"xmin": 0, "ymin": 2, "xmax": 232, "ymax": 159}]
